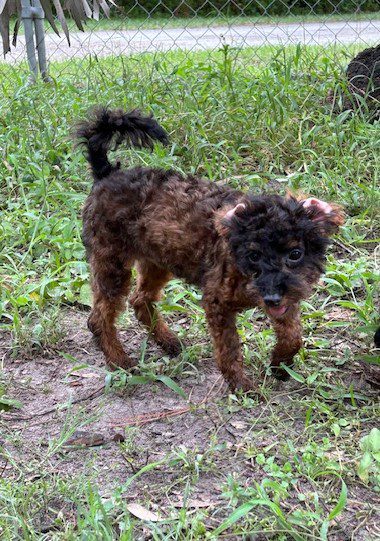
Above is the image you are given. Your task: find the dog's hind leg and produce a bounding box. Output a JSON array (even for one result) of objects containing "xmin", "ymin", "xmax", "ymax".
[
  {"xmin": 87, "ymin": 251, "xmax": 135, "ymax": 370},
  {"xmin": 130, "ymin": 261, "xmax": 181, "ymax": 357}
]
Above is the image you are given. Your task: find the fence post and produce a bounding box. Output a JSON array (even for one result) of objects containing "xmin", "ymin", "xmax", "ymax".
[
  {"xmin": 33, "ymin": 0, "xmax": 51, "ymax": 81},
  {"xmin": 21, "ymin": 0, "xmax": 50, "ymax": 82}
]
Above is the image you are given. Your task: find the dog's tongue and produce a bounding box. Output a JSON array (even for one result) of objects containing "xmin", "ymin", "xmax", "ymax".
[{"xmin": 267, "ymin": 305, "xmax": 288, "ymax": 317}]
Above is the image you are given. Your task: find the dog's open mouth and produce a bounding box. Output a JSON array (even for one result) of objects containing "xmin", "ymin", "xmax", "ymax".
[{"xmin": 267, "ymin": 305, "xmax": 288, "ymax": 318}]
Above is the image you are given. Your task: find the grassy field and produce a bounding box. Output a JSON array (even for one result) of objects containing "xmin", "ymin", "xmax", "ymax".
[
  {"xmin": 0, "ymin": 45, "xmax": 379, "ymax": 539},
  {"xmin": 11, "ymin": 10, "xmax": 380, "ymax": 35}
]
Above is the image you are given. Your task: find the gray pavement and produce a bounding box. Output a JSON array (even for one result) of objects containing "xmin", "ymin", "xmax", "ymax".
[{"xmin": 3, "ymin": 19, "xmax": 380, "ymax": 64}]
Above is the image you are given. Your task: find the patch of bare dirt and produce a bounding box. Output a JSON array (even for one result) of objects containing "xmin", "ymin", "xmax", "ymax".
[
  {"xmin": 0, "ymin": 309, "xmax": 378, "ymax": 539},
  {"xmin": 1, "ymin": 310, "xmax": 250, "ymax": 482}
]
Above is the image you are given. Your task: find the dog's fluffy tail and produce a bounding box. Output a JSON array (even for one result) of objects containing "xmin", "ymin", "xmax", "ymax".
[{"xmin": 75, "ymin": 107, "xmax": 169, "ymax": 181}]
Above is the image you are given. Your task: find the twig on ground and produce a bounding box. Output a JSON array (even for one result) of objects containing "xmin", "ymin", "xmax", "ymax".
[
  {"xmin": 1, "ymin": 384, "xmax": 105, "ymax": 422},
  {"xmin": 0, "ymin": 458, "xmax": 9, "ymax": 478},
  {"xmin": 110, "ymin": 376, "xmax": 224, "ymax": 427},
  {"xmin": 333, "ymin": 238, "xmax": 356, "ymax": 256}
]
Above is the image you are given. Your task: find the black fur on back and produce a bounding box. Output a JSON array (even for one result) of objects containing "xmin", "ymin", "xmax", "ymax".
[
  {"xmin": 375, "ymin": 327, "xmax": 380, "ymax": 348},
  {"xmin": 75, "ymin": 107, "xmax": 169, "ymax": 181}
]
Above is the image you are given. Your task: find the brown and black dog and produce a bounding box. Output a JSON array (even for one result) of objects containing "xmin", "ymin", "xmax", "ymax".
[{"xmin": 76, "ymin": 108, "xmax": 344, "ymax": 392}]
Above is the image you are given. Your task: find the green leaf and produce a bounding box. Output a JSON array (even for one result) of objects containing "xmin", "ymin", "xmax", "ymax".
[
  {"xmin": 307, "ymin": 372, "xmax": 319, "ymax": 385},
  {"xmin": 155, "ymin": 375, "xmax": 187, "ymax": 400},
  {"xmin": 368, "ymin": 428, "xmax": 380, "ymax": 452},
  {"xmin": 105, "ymin": 372, "xmax": 113, "ymax": 389},
  {"xmin": 125, "ymin": 374, "xmax": 187, "ymax": 399},
  {"xmin": 361, "ymin": 428, "xmax": 380, "ymax": 452},
  {"xmin": 305, "ymin": 406, "xmax": 313, "ymax": 427},
  {"xmin": 280, "ymin": 365, "xmax": 305, "ymax": 383},
  {"xmin": 121, "ymin": 459, "xmax": 166, "ymax": 491},
  {"xmin": 79, "ymin": 283, "xmax": 92, "ymax": 307},
  {"xmin": 209, "ymin": 501, "xmax": 260, "ymax": 536},
  {"xmin": 331, "ymin": 423, "xmax": 340, "ymax": 437},
  {"xmin": 127, "ymin": 376, "xmax": 152, "ymax": 386},
  {"xmin": 320, "ymin": 520, "xmax": 329, "ymax": 541},
  {"xmin": 256, "ymin": 453, "xmax": 266, "ymax": 465},
  {"xmin": 15, "ymin": 295, "xmax": 29, "ymax": 307},
  {"xmin": 0, "ymin": 396, "xmax": 23, "ymax": 411},
  {"xmin": 359, "ymin": 354, "xmax": 380, "ymax": 366},
  {"xmin": 357, "ymin": 452, "xmax": 371, "ymax": 483},
  {"xmin": 328, "ymin": 479, "xmax": 347, "ymax": 520}
]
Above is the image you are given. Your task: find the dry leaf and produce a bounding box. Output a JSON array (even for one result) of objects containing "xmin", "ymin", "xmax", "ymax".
[
  {"xmin": 229, "ymin": 420, "xmax": 247, "ymax": 430},
  {"xmin": 126, "ymin": 503, "xmax": 162, "ymax": 522},
  {"xmin": 64, "ymin": 430, "xmax": 105, "ymax": 447},
  {"xmin": 70, "ymin": 372, "xmax": 100, "ymax": 379}
]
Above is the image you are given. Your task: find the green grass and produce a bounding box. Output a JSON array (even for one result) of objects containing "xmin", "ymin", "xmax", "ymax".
[
  {"xmin": 11, "ymin": 10, "xmax": 380, "ymax": 35},
  {"xmin": 0, "ymin": 44, "xmax": 379, "ymax": 539}
]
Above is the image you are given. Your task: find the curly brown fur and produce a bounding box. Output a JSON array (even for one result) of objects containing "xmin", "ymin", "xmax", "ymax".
[{"xmin": 76, "ymin": 108, "xmax": 344, "ymax": 392}]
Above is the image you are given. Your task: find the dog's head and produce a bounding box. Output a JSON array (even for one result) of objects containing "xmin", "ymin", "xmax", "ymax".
[{"xmin": 218, "ymin": 194, "xmax": 344, "ymax": 318}]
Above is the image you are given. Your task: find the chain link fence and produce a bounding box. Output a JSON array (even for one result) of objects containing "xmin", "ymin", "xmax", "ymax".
[{"xmin": 0, "ymin": 1, "xmax": 379, "ymax": 79}]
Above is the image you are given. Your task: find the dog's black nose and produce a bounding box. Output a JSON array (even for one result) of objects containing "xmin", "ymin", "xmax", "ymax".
[{"xmin": 263, "ymin": 294, "xmax": 282, "ymax": 307}]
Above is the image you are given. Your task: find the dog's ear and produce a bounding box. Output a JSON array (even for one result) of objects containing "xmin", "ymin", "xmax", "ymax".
[
  {"xmin": 224, "ymin": 203, "xmax": 246, "ymax": 220},
  {"xmin": 215, "ymin": 203, "xmax": 246, "ymax": 236},
  {"xmin": 301, "ymin": 197, "xmax": 344, "ymax": 235}
]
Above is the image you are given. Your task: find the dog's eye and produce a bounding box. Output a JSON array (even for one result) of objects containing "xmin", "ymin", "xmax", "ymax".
[
  {"xmin": 288, "ymin": 249, "xmax": 303, "ymax": 262},
  {"xmin": 249, "ymin": 251, "xmax": 261, "ymax": 264}
]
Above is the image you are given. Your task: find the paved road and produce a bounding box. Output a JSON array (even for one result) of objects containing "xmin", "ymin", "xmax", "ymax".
[{"xmin": 3, "ymin": 19, "xmax": 380, "ymax": 63}]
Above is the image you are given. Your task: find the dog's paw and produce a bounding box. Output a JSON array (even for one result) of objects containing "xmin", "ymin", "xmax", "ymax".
[
  {"xmin": 231, "ymin": 375, "xmax": 258, "ymax": 394},
  {"xmin": 87, "ymin": 317, "xmax": 101, "ymax": 339},
  {"xmin": 270, "ymin": 365, "xmax": 291, "ymax": 381},
  {"xmin": 157, "ymin": 335, "xmax": 182, "ymax": 357},
  {"xmin": 106, "ymin": 355, "xmax": 137, "ymax": 372}
]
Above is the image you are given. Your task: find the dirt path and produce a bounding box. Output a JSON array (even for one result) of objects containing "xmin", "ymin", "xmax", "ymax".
[{"xmin": 3, "ymin": 19, "xmax": 380, "ymax": 64}]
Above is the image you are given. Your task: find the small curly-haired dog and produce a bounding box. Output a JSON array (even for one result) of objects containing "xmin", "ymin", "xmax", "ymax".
[{"xmin": 76, "ymin": 108, "xmax": 344, "ymax": 392}]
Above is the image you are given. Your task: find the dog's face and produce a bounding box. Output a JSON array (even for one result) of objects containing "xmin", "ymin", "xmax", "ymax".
[{"xmin": 221, "ymin": 194, "xmax": 344, "ymax": 318}]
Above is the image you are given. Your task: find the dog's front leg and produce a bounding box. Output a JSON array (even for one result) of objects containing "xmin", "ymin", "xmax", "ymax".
[
  {"xmin": 269, "ymin": 306, "xmax": 303, "ymax": 380},
  {"xmin": 204, "ymin": 300, "xmax": 255, "ymax": 392}
]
